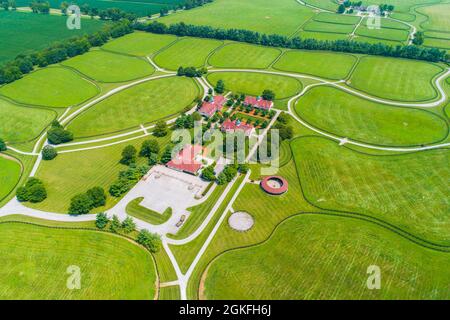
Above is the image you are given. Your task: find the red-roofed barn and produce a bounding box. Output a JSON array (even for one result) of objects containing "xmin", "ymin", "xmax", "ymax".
[
  {"xmin": 244, "ymin": 96, "xmax": 273, "ymax": 110},
  {"xmin": 198, "ymin": 96, "xmax": 226, "ymax": 118},
  {"xmin": 166, "ymin": 144, "xmax": 205, "ymax": 175}
]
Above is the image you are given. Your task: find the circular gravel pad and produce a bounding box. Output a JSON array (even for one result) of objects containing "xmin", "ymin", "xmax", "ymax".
[{"xmin": 228, "ymin": 212, "xmax": 254, "ymax": 232}]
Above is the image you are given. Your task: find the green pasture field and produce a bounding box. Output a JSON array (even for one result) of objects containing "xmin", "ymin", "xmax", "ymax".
[
  {"xmin": 0, "ymin": 223, "xmax": 156, "ymax": 299},
  {"xmin": 355, "ymin": 25, "xmax": 410, "ymax": 42},
  {"xmin": 379, "ymin": 18, "xmax": 411, "ymax": 30},
  {"xmin": 302, "ymin": 20, "xmax": 355, "ymax": 34},
  {"xmin": 204, "ymin": 215, "xmax": 450, "ymax": 300},
  {"xmin": 299, "ymin": 31, "xmax": 350, "ymax": 41},
  {"xmin": 159, "ymin": 0, "xmax": 315, "ymax": 36},
  {"xmin": 292, "ymin": 136, "xmax": 450, "ymax": 245},
  {"xmin": 62, "ymin": 50, "xmax": 154, "ymax": 83},
  {"xmin": 159, "ymin": 286, "xmax": 181, "ymax": 300},
  {"xmin": 0, "ymin": 67, "xmax": 99, "ymax": 108},
  {"xmin": 351, "ymin": 35, "xmax": 403, "ymax": 46},
  {"xmin": 349, "ymin": 56, "xmax": 442, "ymax": 101},
  {"xmin": 30, "ymin": 134, "xmax": 170, "ymax": 213},
  {"xmin": 0, "ymin": 157, "xmax": 22, "ymax": 202},
  {"xmin": 102, "ymin": 32, "xmax": 178, "ymax": 57},
  {"xmin": 360, "ymin": 0, "xmax": 440, "ymax": 13},
  {"xmin": 67, "ymin": 76, "xmax": 199, "ymax": 137},
  {"xmin": 0, "ymin": 11, "xmax": 105, "ymax": 65},
  {"xmin": 424, "ymin": 37, "xmax": 450, "ymax": 49},
  {"xmin": 313, "ymin": 12, "xmax": 360, "ymax": 25},
  {"xmin": 417, "ymin": 3, "xmax": 450, "ymax": 32},
  {"xmin": 273, "ymin": 50, "xmax": 357, "ymax": 80},
  {"xmin": 154, "ymin": 38, "xmax": 223, "ymax": 70},
  {"xmin": 207, "ymin": 72, "xmax": 302, "ymax": 100},
  {"xmin": 0, "ymin": 99, "xmax": 55, "ymax": 143},
  {"xmin": 390, "ymin": 12, "xmax": 417, "ymax": 22},
  {"xmin": 14, "ymin": 0, "xmax": 183, "ymax": 16},
  {"xmin": 208, "ymin": 43, "xmax": 281, "ymax": 69},
  {"xmin": 126, "ymin": 197, "xmax": 172, "ymax": 225},
  {"xmin": 295, "ymin": 86, "xmax": 448, "ymax": 146},
  {"xmin": 424, "ymin": 31, "xmax": 450, "ymax": 40}
]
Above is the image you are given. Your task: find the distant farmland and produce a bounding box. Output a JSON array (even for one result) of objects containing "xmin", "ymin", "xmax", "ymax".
[{"xmin": 0, "ymin": 11, "xmax": 105, "ymax": 65}]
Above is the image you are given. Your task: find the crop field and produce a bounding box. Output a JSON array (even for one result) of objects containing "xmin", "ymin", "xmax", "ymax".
[
  {"xmin": 0, "ymin": 99, "xmax": 55, "ymax": 143},
  {"xmin": 295, "ymin": 86, "xmax": 448, "ymax": 146},
  {"xmin": 67, "ymin": 76, "xmax": 199, "ymax": 137},
  {"xmin": 160, "ymin": 0, "xmax": 315, "ymax": 36},
  {"xmin": 0, "ymin": 11, "xmax": 105, "ymax": 65},
  {"xmin": 0, "ymin": 157, "xmax": 22, "ymax": 202},
  {"xmin": 154, "ymin": 38, "xmax": 223, "ymax": 70},
  {"xmin": 349, "ymin": 56, "xmax": 443, "ymax": 101},
  {"xmin": 0, "ymin": 223, "xmax": 156, "ymax": 299},
  {"xmin": 203, "ymin": 215, "xmax": 450, "ymax": 300},
  {"xmin": 273, "ymin": 50, "xmax": 357, "ymax": 80},
  {"xmin": 208, "ymin": 43, "xmax": 282, "ymax": 69},
  {"xmin": 0, "ymin": 67, "xmax": 99, "ymax": 108},
  {"xmin": 62, "ymin": 51, "xmax": 154, "ymax": 83},
  {"xmin": 102, "ymin": 32, "xmax": 177, "ymax": 57},
  {"xmin": 417, "ymin": 3, "xmax": 450, "ymax": 32},
  {"xmin": 15, "ymin": 0, "xmax": 184, "ymax": 16},
  {"xmin": 207, "ymin": 72, "xmax": 302, "ymax": 100},
  {"xmin": 292, "ymin": 136, "xmax": 450, "ymax": 245}
]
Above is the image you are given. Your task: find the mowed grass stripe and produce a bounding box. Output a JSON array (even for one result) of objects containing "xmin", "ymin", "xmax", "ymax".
[
  {"xmin": 0, "ymin": 99, "xmax": 55, "ymax": 143},
  {"xmin": 0, "ymin": 157, "xmax": 22, "ymax": 201},
  {"xmin": 273, "ymin": 50, "xmax": 357, "ymax": 80},
  {"xmin": 349, "ymin": 56, "xmax": 442, "ymax": 102},
  {"xmin": 154, "ymin": 38, "xmax": 223, "ymax": 70},
  {"xmin": 204, "ymin": 215, "xmax": 450, "ymax": 300},
  {"xmin": 292, "ymin": 136, "xmax": 450, "ymax": 245},
  {"xmin": 102, "ymin": 32, "xmax": 178, "ymax": 57},
  {"xmin": 295, "ymin": 86, "xmax": 448, "ymax": 146},
  {"xmin": 67, "ymin": 76, "xmax": 199, "ymax": 138},
  {"xmin": 0, "ymin": 67, "xmax": 99, "ymax": 108},
  {"xmin": 0, "ymin": 223, "xmax": 157, "ymax": 299},
  {"xmin": 208, "ymin": 43, "xmax": 281, "ymax": 69},
  {"xmin": 62, "ymin": 51, "xmax": 154, "ymax": 83}
]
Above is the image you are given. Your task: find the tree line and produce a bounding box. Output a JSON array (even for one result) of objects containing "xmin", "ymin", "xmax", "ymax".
[
  {"xmin": 0, "ymin": 20, "xmax": 133, "ymax": 84},
  {"xmin": 135, "ymin": 21, "xmax": 448, "ymax": 63}
]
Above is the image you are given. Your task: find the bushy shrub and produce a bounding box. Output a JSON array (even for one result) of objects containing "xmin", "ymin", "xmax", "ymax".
[
  {"xmin": 16, "ymin": 178, "xmax": 47, "ymax": 203},
  {"xmin": 95, "ymin": 213, "xmax": 109, "ymax": 229},
  {"xmin": 42, "ymin": 145, "xmax": 57, "ymax": 160},
  {"xmin": 0, "ymin": 138, "xmax": 6, "ymax": 151},
  {"xmin": 68, "ymin": 193, "xmax": 94, "ymax": 215},
  {"xmin": 120, "ymin": 145, "xmax": 137, "ymax": 165}
]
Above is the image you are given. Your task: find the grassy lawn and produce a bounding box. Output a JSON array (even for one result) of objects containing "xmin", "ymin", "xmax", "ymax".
[
  {"xmin": 302, "ymin": 20, "xmax": 355, "ymax": 34},
  {"xmin": 154, "ymin": 38, "xmax": 223, "ymax": 70},
  {"xmin": 0, "ymin": 156, "xmax": 22, "ymax": 202},
  {"xmin": 292, "ymin": 136, "xmax": 450, "ymax": 246},
  {"xmin": 0, "ymin": 223, "xmax": 157, "ymax": 299},
  {"xmin": 360, "ymin": 0, "xmax": 438, "ymax": 13},
  {"xmin": 203, "ymin": 215, "xmax": 450, "ymax": 299},
  {"xmin": 102, "ymin": 32, "xmax": 178, "ymax": 57},
  {"xmin": 0, "ymin": 11, "xmax": 105, "ymax": 65},
  {"xmin": 159, "ymin": 0, "xmax": 315, "ymax": 36},
  {"xmin": 273, "ymin": 50, "xmax": 357, "ymax": 80},
  {"xmin": 67, "ymin": 76, "xmax": 199, "ymax": 138},
  {"xmin": 207, "ymin": 72, "xmax": 302, "ymax": 100},
  {"xmin": 62, "ymin": 51, "xmax": 154, "ymax": 83},
  {"xmin": 0, "ymin": 67, "xmax": 99, "ymax": 108},
  {"xmin": 424, "ymin": 37, "xmax": 450, "ymax": 50},
  {"xmin": 126, "ymin": 197, "xmax": 172, "ymax": 225},
  {"xmin": 355, "ymin": 24, "xmax": 410, "ymax": 42},
  {"xmin": 159, "ymin": 286, "xmax": 181, "ymax": 300},
  {"xmin": 299, "ymin": 31, "xmax": 350, "ymax": 41},
  {"xmin": 30, "ymin": 134, "xmax": 170, "ymax": 213},
  {"xmin": 208, "ymin": 43, "xmax": 281, "ymax": 69},
  {"xmin": 349, "ymin": 56, "xmax": 442, "ymax": 102},
  {"xmin": 0, "ymin": 99, "xmax": 55, "ymax": 143},
  {"xmin": 418, "ymin": 3, "xmax": 450, "ymax": 32},
  {"xmin": 313, "ymin": 12, "xmax": 360, "ymax": 24},
  {"xmin": 295, "ymin": 86, "xmax": 448, "ymax": 146}
]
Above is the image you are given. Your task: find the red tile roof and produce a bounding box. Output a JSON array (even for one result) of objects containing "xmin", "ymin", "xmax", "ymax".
[
  {"xmin": 221, "ymin": 119, "xmax": 254, "ymax": 136},
  {"xmin": 199, "ymin": 95, "xmax": 226, "ymax": 117},
  {"xmin": 244, "ymin": 96, "xmax": 273, "ymax": 110},
  {"xmin": 166, "ymin": 144, "xmax": 204, "ymax": 174}
]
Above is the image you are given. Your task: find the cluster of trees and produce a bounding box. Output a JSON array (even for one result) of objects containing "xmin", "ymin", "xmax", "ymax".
[
  {"xmin": 153, "ymin": 121, "xmax": 169, "ymax": 137},
  {"xmin": 30, "ymin": 1, "xmax": 50, "ymax": 14},
  {"xmin": 135, "ymin": 21, "xmax": 448, "ymax": 63},
  {"xmin": 272, "ymin": 113, "xmax": 293, "ymax": 141},
  {"xmin": 262, "ymin": 89, "xmax": 275, "ymax": 101},
  {"xmin": 214, "ymin": 80, "xmax": 225, "ymax": 94},
  {"xmin": 47, "ymin": 120, "xmax": 73, "ymax": 145},
  {"xmin": 0, "ymin": 139, "xmax": 6, "ymax": 151},
  {"xmin": 177, "ymin": 66, "xmax": 207, "ymax": 77},
  {"xmin": 1, "ymin": 0, "xmax": 16, "ymax": 10},
  {"xmin": 413, "ymin": 31, "xmax": 424, "ymax": 46},
  {"xmin": 140, "ymin": 139, "xmax": 160, "ymax": 165},
  {"xmin": 68, "ymin": 187, "xmax": 106, "ymax": 215},
  {"xmin": 136, "ymin": 229, "xmax": 161, "ymax": 253},
  {"xmin": 42, "ymin": 145, "xmax": 58, "ymax": 160},
  {"xmin": 201, "ymin": 164, "xmax": 216, "ymax": 181},
  {"xmin": 175, "ymin": 112, "xmax": 201, "ymax": 129},
  {"xmin": 16, "ymin": 178, "xmax": 47, "ymax": 203},
  {"xmin": 0, "ymin": 21, "xmax": 133, "ymax": 84},
  {"xmin": 120, "ymin": 145, "xmax": 137, "ymax": 166},
  {"xmin": 109, "ymin": 165, "xmax": 149, "ymax": 197}
]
